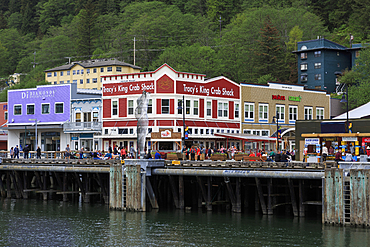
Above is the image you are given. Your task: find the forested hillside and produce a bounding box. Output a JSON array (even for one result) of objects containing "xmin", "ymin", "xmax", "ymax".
[{"xmin": 0, "ymin": 0, "xmax": 369, "ymax": 89}]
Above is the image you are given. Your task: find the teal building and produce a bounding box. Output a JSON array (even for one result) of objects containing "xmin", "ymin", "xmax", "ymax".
[{"xmin": 293, "ymin": 38, "xmax": 362, "ymax": 93}]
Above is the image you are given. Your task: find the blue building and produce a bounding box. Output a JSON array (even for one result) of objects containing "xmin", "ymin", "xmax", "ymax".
[{"xmin": 293, "ymin": 38, "xmax": 362, "ymax": 93}]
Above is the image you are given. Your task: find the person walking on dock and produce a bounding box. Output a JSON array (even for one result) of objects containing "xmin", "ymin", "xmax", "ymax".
[
  {"xmin": 10, "ymin": 147, "xmax": 14, "ymax": 158},
  {"xmin": 65, "ymin": 144, "xmax": 71, "ymax": 160},
  {"xmin": 14, "ymin": 145, "xmax": 19, "ymax": 159},
  {"xmin": 36, "ymin": 146, "xmax": 41, "ymax": 159},
  {"xmin": 79, "ymin": 147, "xmax": 84, "ymax": 159},
  {"xmin": 23, "ymin": 145, "xmax": 29, "ymax": 159}
]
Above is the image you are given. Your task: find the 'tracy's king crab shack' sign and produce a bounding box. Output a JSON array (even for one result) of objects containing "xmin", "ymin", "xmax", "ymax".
[
  {"xmin": 103, "ymin": 81, "xmax": 155, "ymax": 96},
  {"xmin": 161, "ymin": 130, "xmax": 171, "ymax": 138}
]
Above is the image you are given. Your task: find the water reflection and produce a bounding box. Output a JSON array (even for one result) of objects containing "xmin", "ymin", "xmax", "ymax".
[{"xmin": 0, "ymin": 199, "xmax": 370, "ymax": 246}]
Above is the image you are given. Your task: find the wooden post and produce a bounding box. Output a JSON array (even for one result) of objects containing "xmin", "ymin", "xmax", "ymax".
[
  {"xmin": 126, "ymin": 164, "xmax": 142, "ymax": 211},
  {"xmin": 63, "ymin": 172, "xmax": 68, "ymax": 202},
  {"xmin": 236, "ymin": 178, "xmax": 241, "ymax": 213},
  {"xmin": 168, "ymin": 175, "xmax": 179, "ymax": 209},
  {"xmin": 6, "ymin": 171, "xmax": 11, "ymax": 198},
  {"xmin": 179, "ymin": 175, "xmax": 184, "ymax": 210},
  {"xmin": 267, "ymin": 178, "xmax": 273, "ymax": 215},
  {"xmin": 255, "ymin": 178, "xmax": 267, "ymax": 214},
  {"xmin": 288, "ymin": 178, "xmax": 298, "ymax": 217},
  {"xmin": 207, "ymin": 176, "xmax": 212, "ymax": 211},
  {"xmin": 299, "ymin": 180, "xmax": 305, "ymax": 217},
  {"xmin": 146, "ymin": 177, "xmax": 159, "ymax": 209}
]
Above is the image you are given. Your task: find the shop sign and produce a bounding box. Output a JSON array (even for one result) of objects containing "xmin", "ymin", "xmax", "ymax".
[
  {"xmin": 363, "ymin": 137, "xmax": 370, "ymax": 143},
  {"xmin": 305, "ymin": 138, "xmax": 319, "ymax": 145},
  {"xmin": 342, "ymin": 137, "xmax": 358, "ymax": 142},
  {"xmin": 102, "ymin": 81, "xmax": 155, "ymax": 96},
  {"xmin": 71, "ymin": 137, "xmax": 78, "ymax": 140},
  {"xmin": 272, "ymin": 95, "xmax": 285, "ymax": 100},
  {"xmin": 161, "ymin": 130, "xmax": 171, "ymax": 138},
  {"xmin": 288, "ymin": 96, "xmax": 302, "ymax": 102},
  {"xmin": 322, "ymin": 137, "xmax": 337, "ymax": 141}
]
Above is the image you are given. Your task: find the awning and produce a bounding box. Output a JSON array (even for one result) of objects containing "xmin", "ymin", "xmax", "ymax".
[
  {"xmin": 214, "ymin": 133, "xmax": 279, "ymax": 142},
  {"xmin": 151, "ymin": 139, "xmax": 182, "ymax": 142},
  {"xmin": 302, "ymin": 133, "xmax": 370, "ymax": 138}
]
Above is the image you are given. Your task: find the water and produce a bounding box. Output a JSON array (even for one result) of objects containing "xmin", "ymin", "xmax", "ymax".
[{"xmin": 0, "ymin": 199, "xmax": 370, "ymax": 246}]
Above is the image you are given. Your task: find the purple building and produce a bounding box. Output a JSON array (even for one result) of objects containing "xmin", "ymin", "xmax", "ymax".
[{"xmin": 7, "ymin": 84, "xmax": 71, "ymax": 152}]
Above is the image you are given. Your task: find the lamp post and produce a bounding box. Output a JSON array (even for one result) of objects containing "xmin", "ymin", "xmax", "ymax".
[
  {"xmin": 340, "ymin": 84, "xmax": 349, "ymax": 133},
  {"xmin": 178, "ymin": 95, "xmax": 186, "ymax": 152},
  {"xmin": 272, "ymin": 110, "xmax": 280, "ymax": 151},
  {"xmin": 29, "ymin": 119, "xmax": 39, "ymax": 151}
]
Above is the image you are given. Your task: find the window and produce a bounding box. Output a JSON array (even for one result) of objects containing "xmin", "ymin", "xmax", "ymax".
[
  {"xmin": 60, "ymin": 81, "xmax": 64, "ymax": 84},
  {"xmin": 119, "ymin": 128, "xmax": 128, "ymax": 134},
  {"xmin": 177, "ymin": 99, "xmax": 183, "ymax": 114},
  {"xmin": 162, "ymin": 99, "xmax": 169, "ymax": 114},
  {"xmin": 47, "ymin": 73, "xmax": 52, "ymax": 77},
  {"xmin": 55, "ymin": 103, "xmax": 63, "ymax": 114},
  {"xmin": 218, "ymin": 102, "xmax": 222, "ymax": 117},
  {"xmin": 41, "ymin": 103, "xmax": 50, "ymax": 114},
  {"xmin": 67, "ymin": 71, "xmax": 70, "ymax": 75},
  {"xmin": 235, "ymin": 103, "xmax": 239, "ymax": 118},
  {"xmin": 93, "ymin": 78, "xmax": 97, "ymax": 83},
  {"xmin": 105, "ymin": 129, "xmax": 108, "ymax": 134},
  {"xmin": 314, "ymin": 63, "xmax": 321, "ymax": 69},
  {"xmin": 207, "ymin": 101, "xmax": 211, "ymax": 116},
  {"xmin": 315, "ymin": 74, "xmax": 321, "ymax": 80},
  {"xmin": 148, "ymin": 99, "xmax": 152, "ymax": 114},
  {"xmin": 289, "ymin": 106, "xmax": 297, "ymax": 121},
  {"xmin": 276, "ymin": 105, "xmax": 285, "ymax": 122},
  {"xmin": 76, "ymin": 112, "xmax": 81, "ymax": 123},
  {"xmin": 253, "ymin": 130, "xmax": 260, "ymax": 136},
  {"xmin": 54, "ymin": 82, "xmax": 57, "ymax": 85},
  {"xmin": 194, "ymin": 100, "xmax": 198, "ymax": 115},
  {"xmin": 116, "ymin": 67, "xmax": 122, "ymax": 72},
  {"xmin": 130, "ymin": 128, "xmax": 134, "ymax": 134},
  {"xmin": 300, "ymin": 53, "xmax": 307, "ymax": 59},
  {"xmin": 54, "ymin": 72, "xmax": 57, "ymax": 76},
  {"xmin": 314, "ymin": 51, "xmax": 321, "ymax": 57},
  {"xmin": 92, "ymin": 68, "xmax": 96, "ymax": 73},
  {"xmin": 258, "ymin": 104, "xmax": 268, "ymax": 121},
  {"xmin": 206, "ymin": 129, "xmax": 209, "ymax": 134},
  {"xmin": 200, "ymin": 129, "xmax": 204, "ymax": 135},
  {"xmin": 316, "ymin": 108, "xmax": 324, "ymax": 119},
  {"xmin": 4, "ymin": 111, "xmax": 7, "ymax": 120},
  {"xmin": 67, "ymin": 80, "xmax": 70, "ymax": 83},
  {"xmin": 300, "ymin": 63, "xmax": 307, "ymax": 70},
  {"xmin": 73, "ymin": 70, "xmax": 76, "ymax": 75},
  {"xmin": 77, "ymin": 70, "xmax": 80, "ymax": 75},
  {"xmin": 244, "ymin": 102, "xmax": 254, "ymax": 120},
  {"xmin": 107, "ymin": 67, "xmax": 112, "ymax": 72},
  {"xmin": 101, "ymin": 68, "xmax": 104, "ymax": 72},
  {"xmin": 194, "ymin": 128, "xmax": 198, "ymax": 135},
  {"xmin": 81, "ymin": 69, "xmax": 84, "ymax": 74},
  {"xmin": 73, "ymin": 80, "xmax": 77, "ymax": 83},
  {"xmin": 27, "ymin": 104, "xmax": 34, "ymax": 115},
  {"xmin": 301, "ymin": 74, "xmax": 308, "ymax": 82},
  {"xmin": 304, "ymin": 107, "xmax": 313, "ymax": 120},
  {"xmin": 80, "ymin": 79, "xmax": 83, "ymax": 84},
  {"xmin": 93, "ymin": 112, "xmax": 99, "ymax": 122},
  {"xmin": 243, "ymin": 130, "xmax": 251, "ymax": 134},
  {"xmin": 186, "ymin": 100, "xmax": 191, "ymax": 114},
  {"xmin": 223, "ymin": 103, "xmax": 228, "ymax": 117},
  {"xmin": 112, "ymin": 101, "xmax": 118, "ymax": 116},
  {"xmin": 356, "ymin": 50, "xmax": 360, "ymax": 58},
  {"xmin": 128, "ymin": 100, "xmax": 134, "ymax": 115},
  {"xmin": 60, "ymin": 71, "xmax": 64, "ymax": 76},
  {"xmin": 86, "ymin": 79, "xmax": 90, "ymax": 84},
  {"xmin": 262, "ymin": 130, "xmax": 269, "ymax": 136}
]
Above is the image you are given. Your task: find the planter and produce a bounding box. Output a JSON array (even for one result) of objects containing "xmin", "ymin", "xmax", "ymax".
[
  {"xmin": 166, "ymin": 154, "xmax": 178, "ymax": 160},
  {"xmin": 234, "ymin": 154, "xmax": 244, "ymax": 161},
  {"xmin": 211, "ymin": 154, "xmax": 227, "ymax": 161}
]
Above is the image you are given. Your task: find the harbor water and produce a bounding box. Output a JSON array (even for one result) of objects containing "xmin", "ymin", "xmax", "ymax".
[{"xmin": 0, "ymin": 199, "xmax": 369, "ymax": 246}]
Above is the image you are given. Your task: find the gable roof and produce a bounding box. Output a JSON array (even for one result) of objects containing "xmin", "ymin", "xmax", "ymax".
[{"xmin": 44, "ymin": 59, "xmax": 141, "ymax": 72}]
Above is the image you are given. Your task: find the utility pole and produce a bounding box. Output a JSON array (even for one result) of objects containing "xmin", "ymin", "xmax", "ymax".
[
  {"xmin": 133, "ymin": 37, "xmax": 136, "ymax": 66},
  {"xmin": 31, "ymin": 51, "xmax": 38, "ymax": 69},
  {"xmin": 65, "ymin": 57, "xmax": 72, "ymax": 64}
]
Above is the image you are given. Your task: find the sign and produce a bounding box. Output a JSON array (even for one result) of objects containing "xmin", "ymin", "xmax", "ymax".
[
  {"xmin": 176, "ymin": 78, "xmax": 239, "ymax": 99},
  {"xmin": 161, "ymin": 130, "xmax": 171, "ymax": 138},
  {"xmin": 172, "ymin": 161, "xmax": 181, "ymax": 165},
  {"xmin": 71, "ymin": 137, "xmax": 79, "ymax": 140},
  {"xmin": 322, "ymin": 137, "xmax": 337, "ymax": 141},
  {"xmin": 121, "ymin": 160, "xmax": 125, "ymax": 164},
  {"xmin": 305, "ymin": 138, "xmax": 320, "ymax": 145},
  {"xmin": 363, "ymin": 137, "xmax": 370, "ymax": 143},
  {"xmin": 102, "ymin": 81, "xmax": 155, "ymax": 96},
  {"xmin": 342, "ymin": 137, "xmax": 357, "ymax": 142},
  {"xmin": 272, "ymin": 95, "xmax": 285, "ymax": 100},
  {"xmin": 288, "ymin": 96, "xmax": 302, "ymax": 102}
]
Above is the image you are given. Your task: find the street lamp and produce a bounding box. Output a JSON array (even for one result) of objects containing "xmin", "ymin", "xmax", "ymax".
[
  {"xmin": 29, "ymin": 119, "xmax": 39, "ymax": 151},
  {"xmin": 340, "ymin": 84, "xmax": 349, "ymax": 133},
  {"xmin": 178, "ymin": 95, "xmax": 186, "ymax": 152},
  {"xmin": 272, "ymin": 110, "xmax": 280, "ymax": 151}
]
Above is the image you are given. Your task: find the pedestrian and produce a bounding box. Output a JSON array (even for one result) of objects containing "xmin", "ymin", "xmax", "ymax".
[
  {"xmin": 275, "ymin": 150, "xmax": 281, "ymax": 162},
  {"xmin": 79, "ymin": 147, "xmax": 84, "ymax": 159},
  {"xmin": 14, "ymin": 145, "xmax": 19, "ymax": 159},
  {"xmin": 120, "ymin": 146, "xmax": 126, "ymax": 159},
  {"xmin": 207, "ymin": 146, "xmax": 212, "ymax": 159},
  {"xmin": 114, "ymin": 145, "xmax": 118, "ymax": 155},
  {"xmin": 231, "ymin": 146, "xmax": 236, "ymax": 160},
  {"xmin": 190, "ymin": 146, "xmax": 196, "ymax": 161},
  {"xmin": 322, "ymin": 145, "xmax": 328, "ymax": 161},
  {"xmin": 10, "ymin": 147, "xmax": 14, "ymax": 158},
  {"xmin": 108, "ymin": 145, "xmax": 113, "ymax": 154},
  {"xmin": 130, "ymin": 145, "xmax": 136, "ymax": 159},
  {"xmin": 65, "ymin": 144, "xmax": 71, "ymax": 160},
  {"xmin": 24, "ymin": 145, "xmax": 29, "ymax": 159},
  {"xmin": 196, "ymin": 146, "xmax": 200, "ymax": 160},
  {"xmin": 36, "ymin": 146, "xmax": 41, "ymax": 159}
]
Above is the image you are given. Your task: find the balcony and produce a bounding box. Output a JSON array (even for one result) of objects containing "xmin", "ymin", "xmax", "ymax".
[{"xmin": 63, "ymin": 121, "xmax": 102, "ymax": 132}]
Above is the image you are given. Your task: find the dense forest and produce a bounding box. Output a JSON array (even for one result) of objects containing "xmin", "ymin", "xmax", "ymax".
[{"xmin": 0, "ymin": 0, "xmax": 370, "ymax": 107}]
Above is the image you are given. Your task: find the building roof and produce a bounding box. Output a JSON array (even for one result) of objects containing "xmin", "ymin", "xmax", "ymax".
[
  {"xmin": 44, "ymin": 58, "xmax": 141, "ymax": 72},
  {"xmin": 333, "ymin": 101, "xmax": 370, "ymax": 119},
  {"xmin": 77, "ymin": 88, "xmax": 101, "ymax": 95}
]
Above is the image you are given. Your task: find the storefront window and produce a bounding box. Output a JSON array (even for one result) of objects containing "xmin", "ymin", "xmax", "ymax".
[
  {"xmin": 289, "ymin": 106, "xmax": 297, "ymax": 121},
  {"xmin": 304, "ymin": 107, "xmax": 313, "ymax": 120},
  {"xmin": 316, "ymin": 107, "xmax": 324, "ymax": 119},
  {"xmin": 244, "ymin": 102, "xmax": 254, "ymax": 121}
]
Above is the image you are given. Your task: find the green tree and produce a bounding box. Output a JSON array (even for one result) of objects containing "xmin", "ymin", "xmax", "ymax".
[
  {"xmin": 7, "ymin": 12, "xmax": 22, "ymax": 30},
  {"xmin": 77, "ymin": 0, "xmax": 98, "ymax": 57},
  {"xmin": 20, "ymin": 0, "xmax": 38, "ymax": 35},
  {"xmin": 254, "ymin": 15, "xmax": 288, "ymax": 82},
  {"xmin": 0, "ymin": 28, "xmax": 25, "ymax": 76},
  {"xmin": 206, "ymin": 0, "xmax": 241, "ymax": 27},
  {"xmin": 256, "ymin": 74, "xmax": 277, "ymax": 84},
  {"xmin": 286, "ymin": 25, "xmax": 303, "ymax": 83},
  {"xmin": 151, "ymin": 43, "xmax": 221, "ymax": 78},
  {"xmin": 0, "ymin": 12, "xmax": 7, "ymax": 30}
]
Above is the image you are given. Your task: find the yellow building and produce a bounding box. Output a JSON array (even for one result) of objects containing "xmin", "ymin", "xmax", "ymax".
[{"xmin": 44, "ymin": 58, "xmax": 141, "ymax": 90}]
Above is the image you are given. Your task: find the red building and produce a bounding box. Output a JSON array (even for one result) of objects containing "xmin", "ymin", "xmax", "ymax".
[
  {"xmin": 99, "ymin": 64, "xmax": 241, "ymax": 152},
  {"xmin": 0, "ymin": 102, "xmax": 8, "ymax": 150}
]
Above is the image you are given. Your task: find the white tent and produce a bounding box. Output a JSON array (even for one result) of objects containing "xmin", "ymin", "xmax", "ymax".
[{"xmin": 333, "ymin": 101, "xmax": 370, "ymax": 119}]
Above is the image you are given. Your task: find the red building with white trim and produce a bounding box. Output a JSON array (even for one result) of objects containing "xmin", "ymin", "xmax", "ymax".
[{"xmin": 99, "ymin": 64, "xmax": 241, "ymax": 152}]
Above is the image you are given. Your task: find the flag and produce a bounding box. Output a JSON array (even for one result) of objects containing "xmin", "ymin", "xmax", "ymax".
[{"xmin": 5, "ymin": 81, "xmax": 9, "ymax": 86}]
